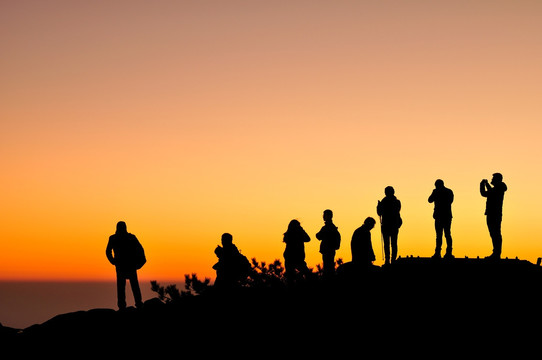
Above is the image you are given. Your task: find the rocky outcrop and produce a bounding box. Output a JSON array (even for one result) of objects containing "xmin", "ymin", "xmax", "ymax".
[{"xmin": 3, "ymin": 258, "xmax": 541, "ymax": 356}]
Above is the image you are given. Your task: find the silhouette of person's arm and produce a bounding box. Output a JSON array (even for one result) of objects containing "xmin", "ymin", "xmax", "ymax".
[
  {"xmin": 316, "ymin": 226, "xmax": 325, "ymax": 240},
  {"xmin": 428, "ymin": 189, "xmax": 436, "ymax": 203},
  {"xmin": 317, "ymin": 224, "xmax": 340, "ymax": 249},
  {"xmin": 214, "ymin": 245, "xmax": 223, "ymax": 259},
  {"xmin": 301, "ymin": 228, "xmax": 311, "ymax": 243},
  {"xmin": 369, "ymin": 240, "xmax": 376, "ymax": 263},
  {"xmin": 335, "ymin": 227, "xmax": 341, "ymax": 249},
  {"xmin": 480, "ymin": 180, "xmax": 491, "ymax": 197},
  {"xmin": 106, "ymin": 237, "xmax": 115, "ymax": 265},
  {"xmin": 366, "ymin": 229, "xmax": 376, "ymax": 262}
]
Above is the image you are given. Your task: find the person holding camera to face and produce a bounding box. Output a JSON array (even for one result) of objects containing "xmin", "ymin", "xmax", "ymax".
[{"xmin": 480, "ymin": 173, "xmax": 508, "ymax": 259}]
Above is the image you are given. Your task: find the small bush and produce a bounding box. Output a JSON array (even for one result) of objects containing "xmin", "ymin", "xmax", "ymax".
[{"xmin": 151, "ymin": 258, "xmax": 342, "ymax": 303}]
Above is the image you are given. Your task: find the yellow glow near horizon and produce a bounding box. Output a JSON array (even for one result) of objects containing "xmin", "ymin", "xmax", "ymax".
[{"xmin": 1, "ymin": 1, "xmax": 541, "ymax": 281}]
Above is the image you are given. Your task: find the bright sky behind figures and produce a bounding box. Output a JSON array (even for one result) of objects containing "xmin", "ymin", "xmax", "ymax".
[{"xmin": 1, "ymin": 0, "xmax": 541, "ymax": 281}]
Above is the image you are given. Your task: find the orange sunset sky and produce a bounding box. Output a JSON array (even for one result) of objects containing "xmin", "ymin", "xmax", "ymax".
[{"xmin": 1, "ymin": 0, "xmax": 541, "ymax": 281}]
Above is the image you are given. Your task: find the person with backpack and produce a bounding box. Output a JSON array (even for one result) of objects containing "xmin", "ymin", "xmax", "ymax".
[
  {"xmin": 377, "ymin": 186, "xmax": 402, "ymax": 265},
  {"xmin": 106, "ymin": 221, "xmax": 146, "ymax": 310},
  {"xmin": 213, "ymin": 233, "xmax": 251, "ymax": 288},
  {"xmin": 316, "ymin": 209, "xmax": 341, "ymax": 278},
  {"xmin": 283, "ymin": 219, "xmax": 312, "ymax": 285}
]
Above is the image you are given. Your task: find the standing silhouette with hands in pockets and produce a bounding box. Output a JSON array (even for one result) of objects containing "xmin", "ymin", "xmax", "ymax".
[{"xmin": 106, "ymin": 221, "xmax": 146, "ymax": 310}]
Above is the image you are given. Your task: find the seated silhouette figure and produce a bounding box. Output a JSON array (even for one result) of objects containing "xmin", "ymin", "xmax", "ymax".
[
  {"xmin": 283, "ymin": 219, "xmax": 312, "ymax": 285},
  {"xmin": 351, "ymin": 217, "xmax": 377, "ymax": 270},
  {"xmin": 106, "ymin": 221, "xmax": 146, "ymax": 310},
  {"xmin": 213, "ymin": 233, "xmax": 251, "ymax": 288}
]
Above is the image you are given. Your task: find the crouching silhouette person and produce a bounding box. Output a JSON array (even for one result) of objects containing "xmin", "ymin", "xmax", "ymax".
[
  {"xmin": 106, "ymin": 221, "xmax": 146, "ymax": 310},
  {"xmin": 283, "ymin": 219, "xmax": 312, "ymax": 285},
  {"xmin": 351, "ymin": 217, "xmax": 377, "ymax": 272},
  {"xmin": 213, "ymin": 233, "xmax": 251, "ymax": 289}
]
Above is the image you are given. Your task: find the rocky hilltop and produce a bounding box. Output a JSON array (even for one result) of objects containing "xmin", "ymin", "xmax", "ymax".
[{"xmin": 2, "ymin": 257, "xmax": 541, "ymax": 356}]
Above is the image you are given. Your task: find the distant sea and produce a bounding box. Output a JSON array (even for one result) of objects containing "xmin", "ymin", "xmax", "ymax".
[{"xmin": 0, "ymin": 280, "xmax": 184, "ymax": 329}]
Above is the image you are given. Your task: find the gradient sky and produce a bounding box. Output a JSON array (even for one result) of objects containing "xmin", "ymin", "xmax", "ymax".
[{"xmin": 1, "ymin": 0, "xmax": 541, "ymax": 281}]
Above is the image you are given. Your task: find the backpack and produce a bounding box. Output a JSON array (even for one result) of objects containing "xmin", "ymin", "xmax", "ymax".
[
  {"xmin": 132, "ymin": 236, "xmax": 147, "ymax": 270},
  {"xmin": 236, "ymin": 252, "xmax": 252, "ymax": 278}
]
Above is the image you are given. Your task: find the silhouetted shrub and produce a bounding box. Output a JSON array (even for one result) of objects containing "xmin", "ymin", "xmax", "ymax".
[
  {"xmin": 183, "ymin": 273, "xmax": 211, "ymax": 295},
  {"xmin": 246, "ymin": 258, "xmax": 286, "ymax": 288},
  {"xmin": 315, "ymin": 258, "xmax": 343, "ymax": 277},
  {"xmin": 151, "ymin": 258, "xmax": 344, "ymax": 303},
  {"xmin": 150, "ymin": 280, "xmax": 182, "ymax": 303},
  {"xmin": 151, "ymin": 274, "xmax": 212, "ymax": 302}
]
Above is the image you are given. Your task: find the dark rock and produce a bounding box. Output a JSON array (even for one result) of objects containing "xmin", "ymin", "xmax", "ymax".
[{"xmin": 4, "ymin": 259, "xmax": 542, "ymax": 356}]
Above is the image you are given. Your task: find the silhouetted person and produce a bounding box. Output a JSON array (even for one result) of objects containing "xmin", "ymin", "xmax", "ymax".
[
  {"xmin": 351, "ymin": 217, "xmax": 377, "ymax": 270},
  {"xmin": 480, "ymin": 173, "xmax": 507, "ymax": 259},
  {"xmin": 213, "ymin": 233, "xmax": 250, "ymax": 288},
  {"xmin": 428, "ymin": 179, "xmax": 454, "ymax": 259},
  {"xmin": 283, "ymin": 219, "xmax": 312, "ymax": 285},
  {"xmin": 377, "ymin": 186, "xmax": 402, "ymax": 265},
  {"xmin": 106, "ymin": 221, "xmax": 146, "ymax": 310},
  {"xmin": 316, "ymin": 209, "xmax": 341, "ymax": 278}
]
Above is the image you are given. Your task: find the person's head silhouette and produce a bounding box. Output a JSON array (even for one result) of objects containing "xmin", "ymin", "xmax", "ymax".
[
  {"xmin": 323, "ymin": 209, "xmax": 333, "ymax": 223},
  {"xmin": 384, "ymin": 186, "xmax": 395, "ymax": 197},
  {"xmin": 435, "ymin": 179, "xmax": 444, "ymax": 189},
  {"xmin": 221, "ymin": 233, "xmax": 233, "ymax": 246},
  {"xmin": 287, "ymin": 219, "xmax": 301, "ymax": 231},
  {"xmin": 116, "ymin": 221, "xmax": 127, "ymax": 234},
  {"xmin": 364, "ymin": 217, "xmax": 376, "ymax": 230},
  {"xmin": 492, "ymin": 173, "xmax": 503, "ymax": 185}
]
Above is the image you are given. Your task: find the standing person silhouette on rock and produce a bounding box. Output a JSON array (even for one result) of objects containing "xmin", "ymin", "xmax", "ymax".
[
  {"xmin": 106, "ymin": 221, "xmax": 146, "ymax": 310},
  {"xmin": 283, "ymin": 219, "xmax": 312, "ymax": 285},
  {"xmin": 213, "ymin": 233, "xmax": 251, "ymax": 289},
  {"xmin": 316, "ymin": 209, "xmax": 341, "ymax": 279},
  {"xmin": 377, "ymin": 186, "xmax": 402, "ymax": 265},
  {"xmin": 428, "ymin": 179, "xmax": 454, "ymax": 259},
  {"xmin": 480, "ymin": 173, "xmax": 507, "ymax": 259}
]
